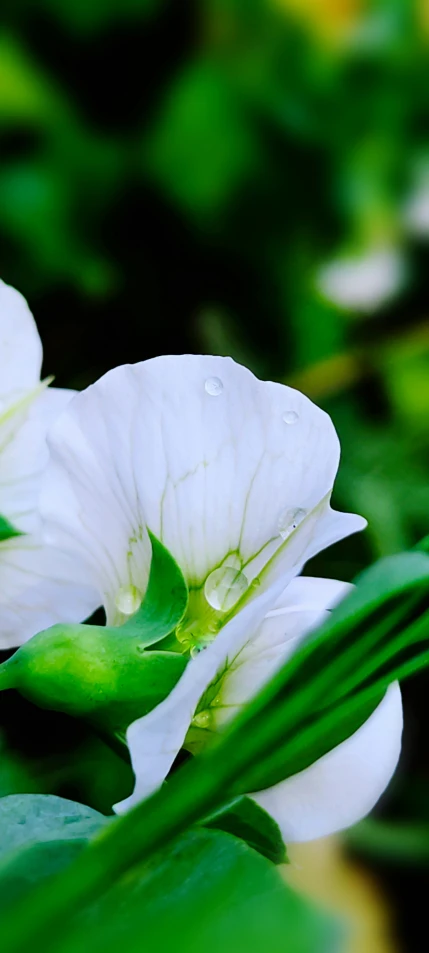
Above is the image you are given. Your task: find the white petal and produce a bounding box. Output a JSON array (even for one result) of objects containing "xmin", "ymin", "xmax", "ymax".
[
  {"xmin": 0, "ymin": 280, "xmax": 42, "ymax": 397},
  {"xmin": 0, "ymin": 542, "xmax": 99, "ymax": 648},
  {"xmin": 253, "ymin": 682, "xmax": 403, "ymax": 842},
  {"xmin": 115, "ymin": 578, "xmax": 289, "ymax": 813},
  {"xmin": 271, "ymin": 576, "xmax": 353, "ymax": 613},
  {"xmin": 41, "ymin": 356, "xmax": 364, "ymax": 619},
  {"xmin": 0, "ymin": 385, "xmax": 98, "ymax": 647}
]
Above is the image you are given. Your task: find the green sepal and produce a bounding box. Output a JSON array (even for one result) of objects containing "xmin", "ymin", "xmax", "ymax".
[
  {"xmin": 0, "ymin": 533, "xmax": 189, "ymax": 735},
  {"xmin": 0, "ymin": 515, "xmax": 23, "ymax": 543},
  {"xmin": 121, "ymin": 530, "xmax": 188, "ymax": 647},
  {"xmin": 0, "ymin": 629, "xmax": 186, "ymax": 733}
]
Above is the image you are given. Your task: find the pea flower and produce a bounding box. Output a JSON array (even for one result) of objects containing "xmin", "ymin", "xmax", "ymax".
[
  {"xmin": 41, "ymin": 355, "xmax": 402, "ymax": 841},
  {"xmin": 316, "ymin": 245, "xmax": 406, "ymax": 313},
  {"xmin": 0, "ymin": 280, "xmax": 97, "ymax": 647}
]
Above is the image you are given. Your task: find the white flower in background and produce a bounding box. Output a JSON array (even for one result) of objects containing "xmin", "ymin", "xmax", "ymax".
[
  {"xmin": 316, "ymin": 245, "xmax": 406, "ymax": 313},
  {"xmin": 41, "ymin": 354, "xmax": 402, "ymax": 841},
  {"xmin": 0, "ymin": 280, "xmax": 98, "ymax": 648},
  {"xmin": 403, "ymin": 165, "xmax": 429, "ymax": 237}
]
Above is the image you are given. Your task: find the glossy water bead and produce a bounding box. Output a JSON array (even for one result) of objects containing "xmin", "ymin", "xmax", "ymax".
[
  {"xmin": 282, "ymin": 410, "xmax": 299, "ymax": 425},
  {"xmin": 278, "ymin": 507, "xmax": 307, "ymax": 540},
  {"xmin": 204, "ymin": 565, "xmax": 248, "ymax": 612},
  {"xmin": 204, "ymin": 376, "xmax": 224, "ymax": 396},
  {"xmin": 115, "ymin": 584, "xmax": 142, "ymax": 615}
]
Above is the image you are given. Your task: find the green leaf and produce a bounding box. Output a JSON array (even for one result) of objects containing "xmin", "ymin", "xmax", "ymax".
[
  {"xmin": 0, "ymin": 515, "xmax": 23, "ymax": 543},
  {"xmin": 43, "ymin": 0, "xmax": 163, "ymax": 35},
  {"xmin": 203, "ymin": 796, "xmax": 287, "ymax": 865},
  {"xmin": 144, "ymin": 61, "xmax": 258, "ymax": 217},
  {"xmin": 0, "ymin": 841, "xmax": 88, "ymax": 915},
  {"xmin": 58, "ymin": 830, "xmax": 339, "ymax": 953},
  {"xmin": 0, "ymin": 795, "xmax": 109, "ymax": 915},
  {"xmin": 0, "ymin": 795, "xmax": 108, "ymax": 861},
  {"xmin": 345, "ymin": 817, "xmax": 429, "ymax": 865}
]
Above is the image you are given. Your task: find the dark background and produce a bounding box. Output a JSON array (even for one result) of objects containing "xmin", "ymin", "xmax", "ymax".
[{"xmin": 1, "ymin": 2, "xmax": 429, "ymax": 949}]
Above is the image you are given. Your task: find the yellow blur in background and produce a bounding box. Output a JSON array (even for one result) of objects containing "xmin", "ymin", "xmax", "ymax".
[{"xmin": 287, "ymin": 837, "xmax": 398, "ymax": 953}]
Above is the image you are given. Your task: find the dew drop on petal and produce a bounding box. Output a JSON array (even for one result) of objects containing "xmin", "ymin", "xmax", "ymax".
[
  {"xmin": 204, "ymin": 566, "xmax": 248, "ymax": 612},
  {"xmin": 204, "ymin": 376, "xmax": 224, "ymax": 396},
  {"xmin": 192, "ymin": 710, "xmax": 211, "ymax": 728},
  {"xmin": 282, "ymin": 410, "xmax": 299, "ymax": 425},
  {"xmin": 115, "ymin": 584, "xmax": 142, "ymax": 616},
  {"xmin": 190, "ymin": 645, "xmax": 204, "ymax": 659},
  {"xmin": 278, "ymin": 507, "xmax": 307, "ymax": 540}
]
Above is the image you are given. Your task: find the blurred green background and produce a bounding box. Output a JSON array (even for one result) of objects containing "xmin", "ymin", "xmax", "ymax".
[{"xmin": 1, "ymin": 1, "xmax": 429, "ymax": 949}]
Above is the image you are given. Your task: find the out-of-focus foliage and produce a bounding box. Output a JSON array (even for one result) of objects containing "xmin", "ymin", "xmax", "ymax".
[{"xmin": 1, "ymin": 1, "xmax": 429, "ymax": 947}]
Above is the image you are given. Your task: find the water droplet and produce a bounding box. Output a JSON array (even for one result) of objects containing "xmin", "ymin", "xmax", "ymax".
[
  {"xmin": 278, "ymin": 507, "xmax": 307, "ymax": 540},
  {"xmin": 282, "ymin": 410, "xmax": 299, "ymax": 425},
  {"xmin": 192, "ymin": 710, "xmax": 211, "ymax": 728},
  {"xmin": 205, "ymin": 376, "xmax": 223, "ymax": 397},
  {"xmin": 115, "ymin": 584, "xmax": 142, "ymax": 616},
  {"xmin": 190, "ymin": 645, "xmax": 204, "ymax": 659},
  {"xmin": 204, "ymin": 565, "xmax": 248, "ymax": 612}
]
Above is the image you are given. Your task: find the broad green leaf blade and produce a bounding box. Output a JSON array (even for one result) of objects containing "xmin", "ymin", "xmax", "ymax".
[
  {"xmin": 0, "ymin": 841, "xmax": 89, "ymax": 915},
  {"xmin": 0, "ymin": 796, "xmax": 109, "ymax": 917},
  {"xmin": 57, "ymin": 830, "xmax": 338, "ymax": 953},
  {"xmin": 203, "ymin": 796, "xmax": 287, "ymax": 865},
  {"xmin": 0, "ymin": 515, "xmax": 23, "ymax": 543},
  {"xmin": 0, "ymin": 795, "xmax": 108, "ymax": 861},
  {"xmin": 119, "ymin": 530, "xmax": 188, "ymax": 646}
]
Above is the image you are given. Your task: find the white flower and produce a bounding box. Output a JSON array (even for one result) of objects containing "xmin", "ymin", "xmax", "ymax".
[
  {"xmin": 403, "ymin": 167, "xmax": 429, "ymax": 237},
  {"xmin": 40, "ymin": 354, "xmax": 402, "ymax": 840},
  {"xmin": 0, "ymin": 280, "xmax": 98, "ymax": 647},
  {"xmin": 316, "ymin": 245, "xmax": 406, "ymax": 313}
]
